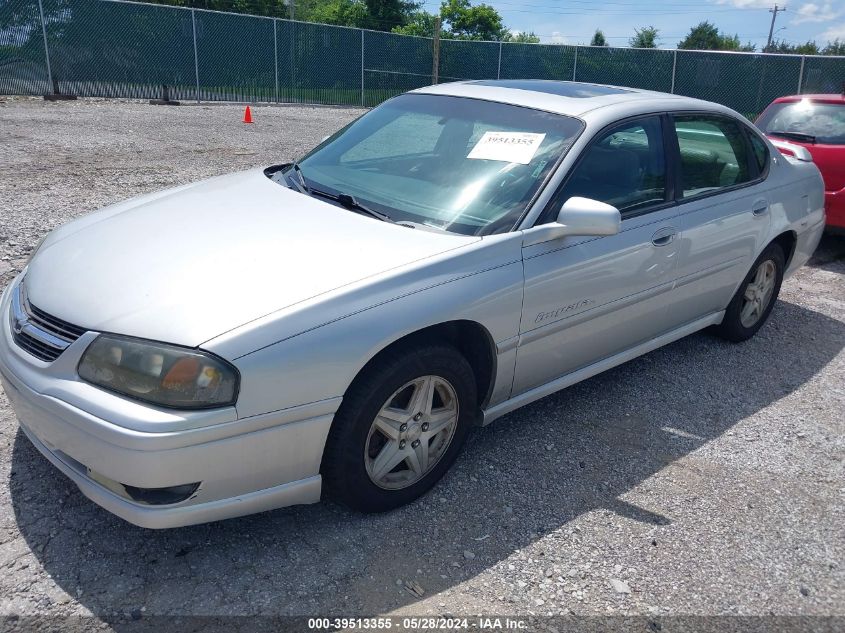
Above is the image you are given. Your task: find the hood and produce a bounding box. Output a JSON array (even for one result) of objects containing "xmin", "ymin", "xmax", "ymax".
[{"xmin": 25, "ymin": 169, "xmax": 476, "ymax": 347}]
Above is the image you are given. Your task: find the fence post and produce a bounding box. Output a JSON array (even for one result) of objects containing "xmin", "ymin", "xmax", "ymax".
[
  {"xmin": 797, "ymin": 55, "xmax": 805, "ymax": 94},
  {"xmin": 432, "ymin": 17, "xmax": 441, "ymax": 84},
  {"xmin": 670, "ymin": 49, "xmax": 677, "ymax": 94},
  {"xmin": 289, "ymin": 21, "xmax": 295, "ymax": 101},
  {"xmin": 360, "ymin": 30, "xmax": 365, "ymax": 107},
  {"xmin": 572, "ymin": 46, "xmax": 578, "ymax": 81},
  {"xmin": 191, "ymin": 9, "xmax": 200, "ymax": 103},
  {"xmin": 497, "ymin": 41, "xmax": 502, "ymax": 79},
  {"xmin": 36, "ymin": 0, "xmax": 53, "ymax": 94},
  {"xmin": 274, "ymin": 19, "xmax": 279, "ymax": 103}
]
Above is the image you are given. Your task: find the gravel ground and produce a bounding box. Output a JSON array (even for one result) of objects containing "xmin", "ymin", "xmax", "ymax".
[{"xmin": 0, "ymin": 97, "xmax": 843, "ymax": 627}]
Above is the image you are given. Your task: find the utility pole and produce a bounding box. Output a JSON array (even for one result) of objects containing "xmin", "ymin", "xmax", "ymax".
[
  {"xmin": 766, "ymin": 4, "xmax": 786, "ymax": 52},
  {"xmin": 288, "ymin": 0, "xmax": 294, "ymax": 21}
]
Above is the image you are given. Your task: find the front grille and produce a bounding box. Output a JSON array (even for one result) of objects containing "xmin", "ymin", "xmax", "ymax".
[
  {"xmin": 25, "ymin": 302, "xmax": 86, "ymax": 342},
  {"xmin": 13, "ymin": 328, "xmax": 69, "ymax": 362},
  {"xmin": 10, "ymin": 283, "xmax": 86, "ymax": 362}
]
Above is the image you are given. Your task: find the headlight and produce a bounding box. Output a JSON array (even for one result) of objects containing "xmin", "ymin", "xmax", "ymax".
[{"xmin": 78, "ymin": 335, "xmax": 239, "ymax": 409}]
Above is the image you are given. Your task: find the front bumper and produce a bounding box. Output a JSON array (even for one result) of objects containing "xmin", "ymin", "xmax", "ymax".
[{"xmin": 0, "ymin": 280, "xmax": 338, "ymax": 528}]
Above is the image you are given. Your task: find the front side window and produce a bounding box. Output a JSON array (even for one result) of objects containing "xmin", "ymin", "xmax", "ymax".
[
  {"xmin": 545, "ymin": 115, "xmax": 667, "ymax": 221},
  {"xmin": 673, "ymin": 115, "xmax": 751, "ymax": 198},
  {"xmin": 291, "ymin": 94, "xmax": 584, "ymax": 235}
]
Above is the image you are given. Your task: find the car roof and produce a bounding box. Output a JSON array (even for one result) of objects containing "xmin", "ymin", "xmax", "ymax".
[
  {"xmin": 772, "ymin": 93, "xmax": 845, "ymax": 104},
  {"xmin": 411, "ymin": 79, "xmax": 728, "ymax": 119}
]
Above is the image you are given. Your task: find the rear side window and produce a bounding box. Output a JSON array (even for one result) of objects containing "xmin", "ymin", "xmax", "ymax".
[
  {"xmin": 673, "ymin": 115, "xmax": 751, "ymax": 198},
  {"xmin": 545, "ymin": 115, "xmax": 667, "ymax": 219},
  {"xmin": 748, "ymin": 132, "xmax": 769, "ymax": 174}
]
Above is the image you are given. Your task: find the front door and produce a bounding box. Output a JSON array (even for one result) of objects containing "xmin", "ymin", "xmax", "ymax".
[{"xmin": 513, "ymin": 115, "xmax": 682, "ymax": 395}]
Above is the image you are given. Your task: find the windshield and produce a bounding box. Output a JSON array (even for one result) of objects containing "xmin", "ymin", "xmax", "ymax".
[
  {"xmin": 289, "ymin": 94, "xmax": 584, "ymax": 235},
  {"xmin": 757, "ymin": 100, "xmax": 845, "ymax": 146}
]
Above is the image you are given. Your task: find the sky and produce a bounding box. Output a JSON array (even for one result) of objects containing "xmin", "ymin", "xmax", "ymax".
[{"xmin": 419, "ymin": 0, "xmax": 845, "ymax": 49}]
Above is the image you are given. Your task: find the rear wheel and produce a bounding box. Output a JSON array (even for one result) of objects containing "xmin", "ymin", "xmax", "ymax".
[
  {"xmin": 321, "ymin": 344, "xmax": 476, "ymax": 512},
  {"xmin": 716, "ymin": 243, "xmax": 784, "ymax": 342}
]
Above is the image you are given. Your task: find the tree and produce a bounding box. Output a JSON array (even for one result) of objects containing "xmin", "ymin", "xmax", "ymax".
[
  {"xmin": 391, "ymin": 11, "xmax": 439, "ymax": 37},
  {"xmin": 630, "ymin": 26, "xmax": 659, "ymax": 49},
  {"xmin": 364, "ymin": 0, "xmax": 420, "ymax": 31},
  {"xmin": 440, "ymin": 0, "xmax": 507, "ymax": 41},
  {"xmin": 768, "ymin": 39, "xmax": 821, "ymax": 55},
  {"xmin": 134, "ymin": 0, "xmax": 424, "ymax": 30},
  {"xmin": 139, "ymin": 0, "xmax": 526, "ymax": 37},
  {"xmin": 393, "ymin": 1, "xmax": 523, "ymax": 40},
  {"xmin": 590, "ymin": 29, "xmax": 607, "ymax": 47},
  {"xmin": 823, "ymin": 39, "xmax": 845, "ymax": 55},
  {"xmin": 504, "ymin": 31, "xmax": 540, "ymax": 44},
  {"xmin": 677, "ymin": 21, "xmax": 719, "ymax": 50},
  {"xmin": 301, "ymin": 0, "xmax": 369, "ymax": 27},
  {"xmin": 678, "ymin": 21, "xmax": 754, "ymax": 51}
]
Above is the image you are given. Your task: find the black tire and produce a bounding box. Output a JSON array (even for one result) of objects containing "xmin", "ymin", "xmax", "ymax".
[
  {"xmin": 715, "ymin": 243, "xmax": 785, "ymax": 343},
  {"xmin": 321, "ymin": 344, "xmax": 477, "ymax": 513}
]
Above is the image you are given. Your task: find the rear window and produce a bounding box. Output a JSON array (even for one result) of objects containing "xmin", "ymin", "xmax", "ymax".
[{"xmin": 756, "ymin": 100, "xmax": 845, "ymax": 145}]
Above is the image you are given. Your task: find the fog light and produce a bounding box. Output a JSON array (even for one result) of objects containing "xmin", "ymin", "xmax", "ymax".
[
  {"xmin": 122, "ymin": 482, "xmax": 201, "ymax": 506},
  {"xmin": 85, "ymin": 466, "xmax": 199, "ymax": 505}
]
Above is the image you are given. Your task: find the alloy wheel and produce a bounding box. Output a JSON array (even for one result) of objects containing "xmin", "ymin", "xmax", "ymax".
[
  {"xmin": 364, "ymin": 375, "xmax": 459, "ymax": 490},
  {"xmin": 740, "ymin": 259, "xmax": 777, "ymax": 328}
]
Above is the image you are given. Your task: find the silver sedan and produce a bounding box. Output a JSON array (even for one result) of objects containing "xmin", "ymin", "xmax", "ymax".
[{"xmin": 0, "ymin": 80, "xmax": 825, "ymax": 528}]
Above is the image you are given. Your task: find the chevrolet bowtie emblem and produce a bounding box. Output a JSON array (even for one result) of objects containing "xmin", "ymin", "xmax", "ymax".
[{"xmin": 12, "ymin": 314, "xmax": 27, "ymax": 335}]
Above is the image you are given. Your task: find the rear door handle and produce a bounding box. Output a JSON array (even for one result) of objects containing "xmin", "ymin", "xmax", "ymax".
[
  {"xmin": 651, "ymin": 227, "xmax": 677, "ymax": 246},
  {"xmin": 752, "ymin": 199, "xmax": 769, "ymax": 216}
]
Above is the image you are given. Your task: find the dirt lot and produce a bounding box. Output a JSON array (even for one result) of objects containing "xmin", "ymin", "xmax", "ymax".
[{"xmin": 0, "ymin": 97, "xmax": 843, "ymax": 627}]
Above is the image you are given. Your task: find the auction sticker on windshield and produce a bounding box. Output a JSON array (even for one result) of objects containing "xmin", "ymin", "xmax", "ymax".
[{"xmin": 467, "ymin": 131, "xmax": 546, "ymax": 164}]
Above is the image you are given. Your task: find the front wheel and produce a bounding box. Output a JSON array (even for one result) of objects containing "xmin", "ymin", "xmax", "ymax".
[
  {"xmin": 715, "ymin": 243, "xmax": 785, "ymax": 342},
  {"xmin": 321, "ymin": 344, "xmax": 476, "ymax": 512}
]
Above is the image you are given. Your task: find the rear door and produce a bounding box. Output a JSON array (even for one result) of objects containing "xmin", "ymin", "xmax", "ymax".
[
  {"xmin": 513, "ymin": 115, "xmax": 682, "ymax": 395},
  {"xmin": 668, "ymin": 113, "xmax": 772, "ymax": 324}
]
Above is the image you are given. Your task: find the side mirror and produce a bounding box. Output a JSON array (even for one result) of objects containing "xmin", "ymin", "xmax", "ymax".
[{"xmin": 522, "ymin": 197, "xmax": 621, "ymax": 246}]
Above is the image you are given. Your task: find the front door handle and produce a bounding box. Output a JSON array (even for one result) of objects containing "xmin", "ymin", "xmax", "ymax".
[{"xmin": 651, "ymin": 227, "xmax": 677, "ymax": 247}]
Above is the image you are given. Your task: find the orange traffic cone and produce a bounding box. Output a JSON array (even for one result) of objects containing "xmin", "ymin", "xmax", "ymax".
[{"xmin": 243, "ymin": 105, "xmax": 253, "ymax": 124}]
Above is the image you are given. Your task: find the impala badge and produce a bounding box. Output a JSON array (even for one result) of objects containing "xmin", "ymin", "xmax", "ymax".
[{"xmin": 535, "ymin": 299, "xmax": 594, "ymax": 324}]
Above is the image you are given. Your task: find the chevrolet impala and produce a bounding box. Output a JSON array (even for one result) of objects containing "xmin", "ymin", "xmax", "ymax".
[{"xmin": 0, "ymin": 80, "xmax": 825, "ymax": 528}]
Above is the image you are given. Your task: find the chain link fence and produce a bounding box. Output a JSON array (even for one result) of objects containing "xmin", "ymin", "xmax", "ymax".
[{"xmin": 2, "ymin": 0, "xmax": 845, "ymax": 117}]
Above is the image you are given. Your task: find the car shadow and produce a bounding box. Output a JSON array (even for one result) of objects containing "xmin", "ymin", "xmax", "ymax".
[
  {"xmin": 807, "ymin": 233, "xmax": 845, "ymax": 271},
  {"xmin": 9, "ymin": 299, "xmax": 845, "ymax": 619}
]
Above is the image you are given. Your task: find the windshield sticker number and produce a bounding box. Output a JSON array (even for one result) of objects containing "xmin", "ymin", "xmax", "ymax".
[
  {"xmin": 467, "ymin": 131, "xmax": 546, "ymax": 164},
  {"xmin": 531, "ymin": 159, "xmax": 548, "ymax": 179}
]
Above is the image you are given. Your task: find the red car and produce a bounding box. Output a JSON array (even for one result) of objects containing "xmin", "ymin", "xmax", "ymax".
[{"xmin": 756, "ymin": 93, "xmax": 845, "ymax": 231}]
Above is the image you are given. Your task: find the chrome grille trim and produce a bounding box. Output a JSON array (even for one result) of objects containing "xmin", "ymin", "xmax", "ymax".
[
  {"xmin": 10, "ymin": 282, "xmax": 87, "ymax": 362},
  {"xmin": 26, "ymin": 300, "xmax": 87, "ymax": 342}
]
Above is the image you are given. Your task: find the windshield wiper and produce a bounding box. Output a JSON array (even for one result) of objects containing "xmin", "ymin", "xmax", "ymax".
[
  {"xmin": 278, "ymin": 166, "xmax": 307, "ymax": 194},
  {"xmin": 291, "ymin": 162, "xmax": 311, "ymax": 193},
  {"xmin": 310, "ymin": 188, "xmax": 395, "ymax": 224},
  {"xmin": 768, "ymin": 130, "xmax": 816, "ymax": 144},
  {"xmin": 285, "ymin": 162, "xmax": 394, "ymax": 223}
]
